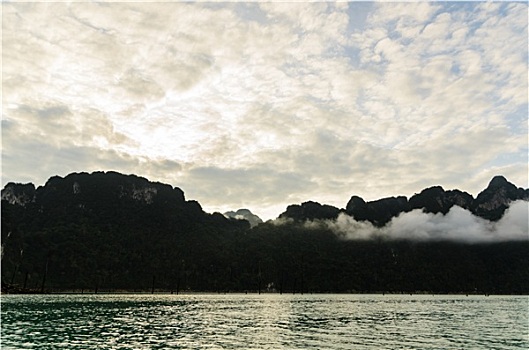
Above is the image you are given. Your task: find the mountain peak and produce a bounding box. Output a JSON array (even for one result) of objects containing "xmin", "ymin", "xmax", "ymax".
[
  {"xmin": 280, "ymin": 175, "xmax": 527, "ymax": 224},
  {"xmin": 472, "ymin": 175, "xmax": 528, "ymax": 220},
  {"xmin": 1, "ymin": 182, "xmax": 36, "ymax": 206},
  {"xmin": 487, "ymin": 175, "xmax": 510, "ymax": 189},
  {"xmin": 224, "ymin": 208, "xmax": 263, "ymax": 227}
]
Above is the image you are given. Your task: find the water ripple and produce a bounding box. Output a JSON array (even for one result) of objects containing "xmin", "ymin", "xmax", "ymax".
[{"xmin": 1, "ymin": 294, "xmax": 528, "ymax": 349}]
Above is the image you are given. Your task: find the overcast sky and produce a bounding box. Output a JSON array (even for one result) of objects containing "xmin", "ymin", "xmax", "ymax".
[{"xmin": 2, "ymin": 1, "xmax": 528, "ymax": 220}]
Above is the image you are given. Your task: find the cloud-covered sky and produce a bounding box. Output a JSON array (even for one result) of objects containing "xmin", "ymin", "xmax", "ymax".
[{"xmin": 2, "ymin": 1, "xmax": 528, "ymax": 220}]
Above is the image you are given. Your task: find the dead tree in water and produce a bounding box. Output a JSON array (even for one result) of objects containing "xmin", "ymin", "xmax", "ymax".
[
  {"xmin": 23, "ymin": 272, "xmax": 29, "ymax": 290},
  {"xmin": 176, "ymin": 269, "xmax": 181, "ymax": 295},
  {"xmin": 279, "ymin": 269, "xmax": 284, "ymax": 295},
  {"xmin": 10, "ymin": 248, "xmax": 24, "ymax": 285},
  {"xmin": 40, "ymin": 254, "xmax": 50, "ymax": 293},
  {"xmin": 10, "ymin": 265, "xmax": 18, "ymax": 285},
  {"xmin": 176, "ymin": 259, "xmax": 186, "ymax": 295},
  {"xmin": 258, "ymin": 261, "xmax": 262, "ymax": 295},
  {"xmin": 300, "ymin": 254, "xmax": 305, "ymax": 295}
]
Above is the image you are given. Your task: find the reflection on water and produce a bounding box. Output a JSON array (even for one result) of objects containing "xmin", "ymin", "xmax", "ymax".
[{"xmin": 1, "ymin": 294, "xmax": 528, "ymax": 349}]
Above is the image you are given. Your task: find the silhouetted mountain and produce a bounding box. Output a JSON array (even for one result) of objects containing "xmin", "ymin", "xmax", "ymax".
[
  {"xmin": 224, "ymin": 209, "xmax": 263, "ymax": 227},
  {"xmin": 409, "ymin": 187, "xmax": 474, "ymax": 214},
  {"xmin": 281, "ymin": 176, "xmax": 528, "ymax": 226},
  {"xmin": 472, "ymin": 176, "xmax": 529, "ymax": 221},
  {"xmin": 345, "ymin": 196, "xmax": 410, "ymax": 227},
  {"xmin": 1, "ymin": 172, "xmax": 249, "ymax": 292},
  {"xmin": 1, "ymin": 171, "xmax": 248, "ymax": 230},
  {"xmin": 1, "ymin": 182, "xmax": 35, "ymax": 206},
  {"xmin": 1, "ymin": 172, "xmax": 528, "ymax": 294},
  {"xmin": 279, "ymin": 201, "xmax": 341, "ymax": 222}
]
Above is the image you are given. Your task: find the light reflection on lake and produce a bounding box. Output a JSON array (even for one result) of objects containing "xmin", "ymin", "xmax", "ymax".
[{"xmin": 1, "ymin": 294, "xmax": 528, "ymax": 349}]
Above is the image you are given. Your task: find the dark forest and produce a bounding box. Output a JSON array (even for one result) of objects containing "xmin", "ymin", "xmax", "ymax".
[{"xmin": 2, "ymin": 171, "xmax": 528, "ymax": 294}]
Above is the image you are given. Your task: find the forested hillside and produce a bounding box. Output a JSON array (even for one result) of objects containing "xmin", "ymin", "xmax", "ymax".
[{"xmin": 2, "ymin": 171, "xmax": 528, "ymax": 294}]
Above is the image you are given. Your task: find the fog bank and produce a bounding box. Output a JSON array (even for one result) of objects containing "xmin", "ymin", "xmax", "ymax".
[{"xmin": 306, "ymin": 200, "xmax": 528, "ymax": 243}]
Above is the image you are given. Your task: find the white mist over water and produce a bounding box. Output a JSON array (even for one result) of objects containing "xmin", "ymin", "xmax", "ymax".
[{"xmin": 300, "ymin": 200, "xmax": 529, "ymax": 243}]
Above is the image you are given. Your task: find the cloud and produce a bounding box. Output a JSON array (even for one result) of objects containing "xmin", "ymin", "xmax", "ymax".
[
  {"xmin": 494, "ymin": 200, "xmax": 529, "ymax": 240},
  {"xmin": 301, "ymin": 200, "xmax": 528, "ymax": 243},
  {"xmin": 179, "ymin": 164, "xmax": 315, "ymax": 218},
  {"xmin": 2, "ymin": 2, "xmax": 527, "ymax": 221}
]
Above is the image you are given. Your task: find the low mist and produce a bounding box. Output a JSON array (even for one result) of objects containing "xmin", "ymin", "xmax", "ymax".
[{"xmin": 303, "ymin": 200, "xmax": 528, "ymax": 243}]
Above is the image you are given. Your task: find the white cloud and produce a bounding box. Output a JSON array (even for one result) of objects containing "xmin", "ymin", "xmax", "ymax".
[
  {"xmin": 421, "ymin": 12, "xmax": 452, "ymax": 40},
  {"xmin": 368, "ymin": 2, "xmax": 440, "ymax": 26},
  {"xmin": 303, "ymin": 200, "xmax": 528, "ymax": 243},
  {"xmin": 2, "ymin": 2, "xmax": 527, "ymax": 220}
]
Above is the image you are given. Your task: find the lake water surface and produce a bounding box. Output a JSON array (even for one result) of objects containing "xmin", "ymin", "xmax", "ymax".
[{"xmin": 1, "ymin": 294, "xmax": 527, "ymax": 349}]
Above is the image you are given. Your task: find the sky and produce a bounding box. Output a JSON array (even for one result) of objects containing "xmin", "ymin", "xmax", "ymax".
[{"xmin": 2, "ymin": 1, "xmax": 528, "ymax": 221}]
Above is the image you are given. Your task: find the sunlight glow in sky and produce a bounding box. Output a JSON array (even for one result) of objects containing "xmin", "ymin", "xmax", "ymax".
[{"xmin": 2, "ymin": 1, "xmax": 528, "ymax": 220}]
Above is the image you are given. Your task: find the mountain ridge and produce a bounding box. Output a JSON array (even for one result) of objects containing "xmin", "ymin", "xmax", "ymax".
[
  {"xmin": 2, "ymin": 171, "xmax": 528, "ymax": 294},
  {"xmin": 3, "ymin": 172, "xmax": 527, "ymax": 226},
  {"xmin": 1, "ymin": 171, "xmax": 251, "ymax": 232},
  {"xmin": 280, "ymin": 175, "xmax": 528, "ymax": 226}
]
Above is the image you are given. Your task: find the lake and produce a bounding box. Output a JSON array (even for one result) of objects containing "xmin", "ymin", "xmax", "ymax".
[{"xmin": 1, "ymin": 294, "xmax": 527, "ymax": 349}]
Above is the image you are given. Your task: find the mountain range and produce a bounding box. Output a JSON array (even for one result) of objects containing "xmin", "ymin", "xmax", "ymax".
[
  {"xmin": 2, "ymin": 172, "xmax": 527, "ymax": 228},
  {"xmin": 280, "ymin": 175, "xmax": 528, "ymax": 226},
  {"xmin": 1, "ymin": 171, "xmax": 528, "ymax": 294}
]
